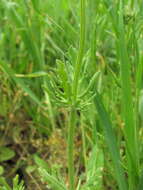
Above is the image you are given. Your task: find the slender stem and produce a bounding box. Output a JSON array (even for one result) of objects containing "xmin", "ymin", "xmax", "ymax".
[
  {"xmin": 67, "ymin": 1, "xmax": 86, "ymax": 190},
  {"xmin": 73, "ymin": 0, "xmax": 86, "ymax": 102},
  {"xmin": 68, "ymin": 107, "xmax": 76, "ymax": 190}
]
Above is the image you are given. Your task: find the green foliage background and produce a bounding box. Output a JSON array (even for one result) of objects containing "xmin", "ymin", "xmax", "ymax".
[{"xmin": 0, "ymin": 0, "xmax": 143, "ymax": 190}]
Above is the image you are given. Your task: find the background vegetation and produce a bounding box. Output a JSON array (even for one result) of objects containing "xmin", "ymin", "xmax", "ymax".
[{"xmin": 0, "ymin": 0, "xmax": 143, "ymax": 189}]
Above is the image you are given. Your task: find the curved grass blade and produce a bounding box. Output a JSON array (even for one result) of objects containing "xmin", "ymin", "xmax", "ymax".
[{"xmin": 94, "ymin": 91, "xmax": 127, "ymax": 190}]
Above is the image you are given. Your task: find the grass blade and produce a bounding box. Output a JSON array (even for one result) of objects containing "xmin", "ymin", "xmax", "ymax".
[
  {"xmin": 117, "ymin": 1, "xmax": 139, "ymax": 188},
  {"xmin": 94, "ymin": 92, "xmax": 127, "ymax": 190}
]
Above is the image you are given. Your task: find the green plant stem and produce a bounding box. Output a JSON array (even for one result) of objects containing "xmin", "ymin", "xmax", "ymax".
[
  {"xmin": 73, "ymin": 0, "xmax": 86, "ymax": 102},
  {"xmin": 68, "ymin": 108, "xmax": 76, "ymax": 190},
  {"xmin": 67, "ymin": 1, "xmax": 86, "ymax": 190}
]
